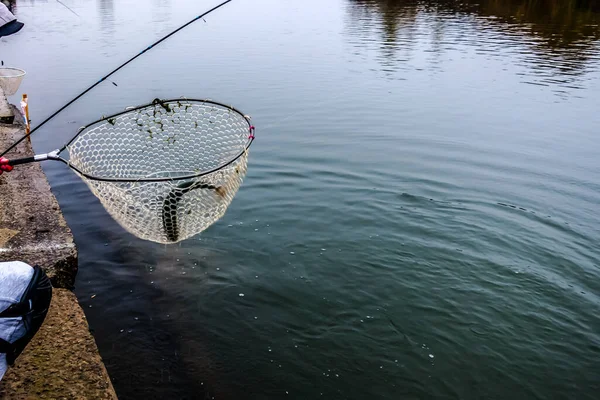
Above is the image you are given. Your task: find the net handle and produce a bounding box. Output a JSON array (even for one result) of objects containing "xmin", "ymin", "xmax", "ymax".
[
  {"xmin": 3, "ymin": 97, "xmax": 255, "ymax": 181},
  {"xmin": 4, "ymin": 150, "xmax": 62, "ymax": 166},
  {"xmin": 3, "ymin": 140, "xmax": 254, "ymax": 183}
]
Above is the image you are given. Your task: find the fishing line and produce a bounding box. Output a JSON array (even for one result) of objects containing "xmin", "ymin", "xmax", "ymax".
[
  {"xmin": 55, "ymin": 0, "xmax": 80, "ymax": 17},
  {"xmin": 1, "ymin": 0, "xmax": 234, "ymax": 157}
]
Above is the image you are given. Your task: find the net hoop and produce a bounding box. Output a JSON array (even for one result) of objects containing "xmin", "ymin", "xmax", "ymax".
[
  {"xmin": 58, "ymin": 98, "xmax": 255, "ymax": 183},
  {"xmin": 0, "ymin": 67, "xmax": 26, "ymax": 96},
  {"xmin": 50, "ymin": 97, "xmax": 255, "ymax": 244}
]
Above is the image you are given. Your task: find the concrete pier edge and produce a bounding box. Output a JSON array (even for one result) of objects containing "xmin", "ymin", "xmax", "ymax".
[{"xmin": 0, "ymin": 87, "xmax": 117, "ymax": 399}]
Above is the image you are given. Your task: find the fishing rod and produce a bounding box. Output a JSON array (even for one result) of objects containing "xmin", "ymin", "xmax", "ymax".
[{"xmin": 0, "ymin": 0, "xmax": 234, "ymax": 158}]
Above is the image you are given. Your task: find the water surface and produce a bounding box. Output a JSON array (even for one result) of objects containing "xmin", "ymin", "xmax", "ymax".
[{"xmin": 1, "ymin": 0, "xmax": 600, "ymax": 398}]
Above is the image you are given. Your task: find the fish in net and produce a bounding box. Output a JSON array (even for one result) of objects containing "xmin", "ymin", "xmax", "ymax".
[{"xmin": 2, "ymin": 98, "xmax": 255, "ymax": 244}]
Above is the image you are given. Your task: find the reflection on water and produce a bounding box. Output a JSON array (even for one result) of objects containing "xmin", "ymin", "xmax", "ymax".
[
  {"xmin": 346, "ymin": 0, "xmax": 600, "ymax": 89},
  {"xmin": 97, "ymin": 0, "xmax": 114, "ymax": 36}
]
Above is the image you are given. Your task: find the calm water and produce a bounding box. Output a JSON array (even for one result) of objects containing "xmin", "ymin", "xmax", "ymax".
[{"xmin": 2, "ymin": 0, "xmax": 600, "ymax": 398}]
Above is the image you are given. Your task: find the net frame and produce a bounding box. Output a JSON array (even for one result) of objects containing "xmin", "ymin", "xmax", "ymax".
[
  {"xmin": 0, "ymin": 67, "xmax": 26, "ymax": 96},
  {"xmin": 38, "ymin": 97, "xmax": 255, "ymax": 244},
  {"xmin": 51, "ymin": 98, "xmax": 255, "ymax": 182}
]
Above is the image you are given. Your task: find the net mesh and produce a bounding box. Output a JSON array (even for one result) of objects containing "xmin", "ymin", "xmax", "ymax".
[
  {"xmin": 65, "ymin": 99, "xmax": 252, "ymax": 244},
  {"xmin": 0, "ymin": 68, "xmax": 26, "ymax": 96}
]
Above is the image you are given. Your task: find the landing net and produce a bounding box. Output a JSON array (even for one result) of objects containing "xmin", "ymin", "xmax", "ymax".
[{"xmin": 65, "ymin": 98, "xmax": 254, "ymax": 244}]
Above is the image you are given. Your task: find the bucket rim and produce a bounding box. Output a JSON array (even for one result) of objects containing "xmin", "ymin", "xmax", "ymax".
[{"xmin": 0, "ymin": 68, "xmax": 26, "ymax": 78}]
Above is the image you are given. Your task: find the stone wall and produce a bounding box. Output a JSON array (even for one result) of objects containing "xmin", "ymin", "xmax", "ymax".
[{"xmin": 0, "ymin": 88, "xmax": 117, "ymax": 398}]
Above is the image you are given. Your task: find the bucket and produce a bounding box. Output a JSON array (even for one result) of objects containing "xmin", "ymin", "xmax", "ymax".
[{"xmin": 0, "ymin": 68, "xmax": 26, "ymax": 96}]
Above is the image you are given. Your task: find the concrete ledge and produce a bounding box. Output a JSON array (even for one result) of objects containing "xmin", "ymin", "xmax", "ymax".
[
  {"xmin": 0, "ymin": 105, "xmax": 77, "ymax": 289},
  {"xmin": 0, "ymin": 90, "xmax": 117, "ymax": 398},
  {"xmin": 0, "ymin": 289, "xmax": 118, "ymax": 399},
  {"xmin": 0, "ymin": 87, "xmax": 14, "ymax": 124}
]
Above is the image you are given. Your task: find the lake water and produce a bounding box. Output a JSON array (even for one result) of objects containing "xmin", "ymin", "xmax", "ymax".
[{"xmin": 2, "ymin": 0, "xmax": 600, "ymax": 398}]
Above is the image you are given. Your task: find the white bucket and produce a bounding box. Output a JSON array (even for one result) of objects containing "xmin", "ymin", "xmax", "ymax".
[{"xmin": 0, "ymin": 68, "xmax": 26, "ymax": 96}]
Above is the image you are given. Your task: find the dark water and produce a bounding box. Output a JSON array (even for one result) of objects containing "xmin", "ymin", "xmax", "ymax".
[{"xmin": 2, "ymin": 0, "xmax": 600, "ymax": 398}]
